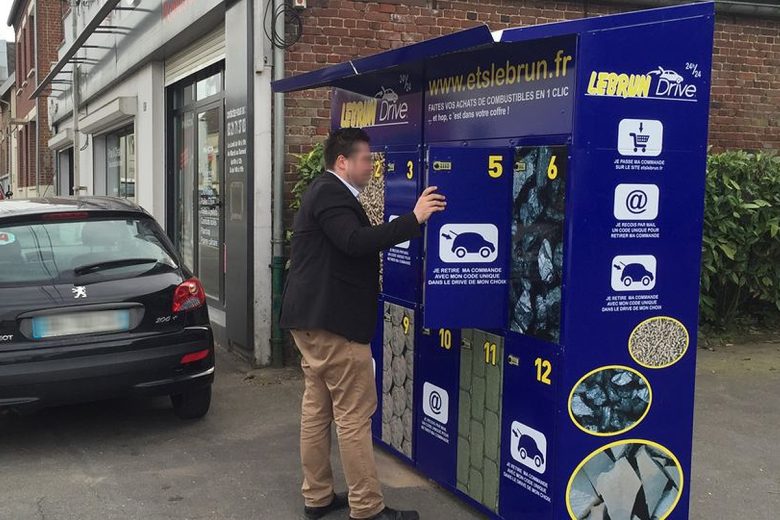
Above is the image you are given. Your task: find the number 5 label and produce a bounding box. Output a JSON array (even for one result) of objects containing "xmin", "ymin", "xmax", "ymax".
[{"xmin": 488, "ymin": 155, "xmax": 504, "ymax": 178}]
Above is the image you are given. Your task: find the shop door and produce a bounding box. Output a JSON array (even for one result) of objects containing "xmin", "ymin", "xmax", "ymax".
[
  {"xmin": 195, "ymin": 104, "xmax": 224, "ymax": 301},
  {"xmin": 57, "ymin": 148, "xmax": 74, "ymax": 195},
  {"xmin": 169, "ymin": 66, "xmax": 226, "ymax": 304}
]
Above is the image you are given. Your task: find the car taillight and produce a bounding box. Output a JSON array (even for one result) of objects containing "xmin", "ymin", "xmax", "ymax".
[
  {"xmin": 180, "ymin": 349, "xmax": 210, "ymax": 365},
  {"xmin": 172, "ymin": 278, "xmax": 206, "ymax": 313}
]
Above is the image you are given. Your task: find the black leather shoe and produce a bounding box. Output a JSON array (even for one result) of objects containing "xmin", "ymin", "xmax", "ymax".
[
  {"xmin": 350, "ymin": 506, "xmax": 420, "ymax": 520},
  {"xmin": 304, "ymin": 493, "xmax": 348, "ymax": 519}
]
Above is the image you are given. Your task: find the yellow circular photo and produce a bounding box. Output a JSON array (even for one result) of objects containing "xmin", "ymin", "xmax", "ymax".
[
  {"xmin": 566, "ymin": 440, "xmax": 683, "ymax": 520},
  {"xmin": 629, "ymin": 316, "xmax": 690, "ymax": 369},
  {"xmin": 569, "ymin": 365, "xmax": 652, "ymax": 436}
]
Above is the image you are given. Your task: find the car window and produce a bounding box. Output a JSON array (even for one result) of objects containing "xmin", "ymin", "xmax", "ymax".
[{"xmin": 0, "ymin": 217, "xmax": 178, "ymax": 286}]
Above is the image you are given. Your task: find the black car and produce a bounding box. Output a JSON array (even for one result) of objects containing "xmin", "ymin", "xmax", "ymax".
[{"xmin": 0, "ymin": 197, "xmax": 214, "ymax": 419}]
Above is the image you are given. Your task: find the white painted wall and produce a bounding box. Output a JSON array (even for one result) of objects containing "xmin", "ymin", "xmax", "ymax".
[
  {"xmin": 253, "ymin": 0, "xmax": 273, "ymax": 366},
  {"xmin": 55, "ymin": 62, "xmax": 166, "ymax": 224}
]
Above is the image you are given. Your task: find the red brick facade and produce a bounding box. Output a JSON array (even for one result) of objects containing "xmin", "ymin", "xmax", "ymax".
[
  {"xmin": 10, "ymin": 0, "xmax": 64, "ymax": 191},
  {"xmin": 283, "ymin": 1, "xmax": 780, "ymax": 220}
]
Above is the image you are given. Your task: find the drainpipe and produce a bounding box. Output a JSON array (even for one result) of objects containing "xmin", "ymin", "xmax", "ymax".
[
  {"xmin": 270, "ymin": 0, "xmax": 286, "ymax": 368},
  {"xmin": 34, "ymin": 0, "xmax": 40, "ymax": 196},
  {"xmin": 71, "ymin": 0, "xmax": 80, "ymax": 195},
  {"xmin": 0, "ymin": 99, "xmax": 9, "ymax": 194}
]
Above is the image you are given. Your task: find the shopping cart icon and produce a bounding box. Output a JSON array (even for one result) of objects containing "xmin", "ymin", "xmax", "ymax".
[
  {"xmin": 629, "ymin": 132, "xmax": 650, "ymax": 153},
  {"xmin": 618, "ymin": 119, "xmax": 663, "ymax": 157}
]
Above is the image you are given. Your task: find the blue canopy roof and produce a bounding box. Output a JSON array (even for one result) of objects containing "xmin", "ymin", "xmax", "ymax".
[
  {"xmin": 272, "ymin": 2, "xmax": 714, "ymax": 94},
  {"xmin": 271, "ymin": 25, "xmax": 494, "ymax": 93}
]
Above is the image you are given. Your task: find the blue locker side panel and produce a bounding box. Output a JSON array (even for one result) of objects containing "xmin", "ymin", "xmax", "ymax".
[
  {"xmin": 384, "ymin": 149, "xmax": 424, "ymax": 303},
  {"xmin": 424, "ymin": 146, "xmax": 513, "ymax": 330},
  {"xmin": 414, "ymin": 327, "xmax": 462, "ymax": 487},
  {"xmin": 559, "ymin": 11, "xmax": 714, "ymax": 520}
]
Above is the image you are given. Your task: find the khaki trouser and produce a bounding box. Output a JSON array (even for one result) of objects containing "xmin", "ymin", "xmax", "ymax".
[{"xmin": 291, "ymin": 329, "xmax": 385, "ymax": 519}]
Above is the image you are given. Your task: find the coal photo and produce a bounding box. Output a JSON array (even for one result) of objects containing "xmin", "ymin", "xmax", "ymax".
[{"xmin": 509, "ymin": 146, "xmax": 568, "ymax": 344}]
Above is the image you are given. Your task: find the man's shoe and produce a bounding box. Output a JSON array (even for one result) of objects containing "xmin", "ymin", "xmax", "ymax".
[
  {"xmin": 350, "ymin": 506, "xmax": 420, "ymax": 520},
  {"xmin": 304, "ymin": 493, "xmax": 348, "ymax": 519}
]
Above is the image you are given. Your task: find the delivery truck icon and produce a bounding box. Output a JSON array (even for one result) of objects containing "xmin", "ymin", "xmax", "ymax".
[{"xmin": 439, "ymin": 224, "xmax": 499, "ymax": 263}]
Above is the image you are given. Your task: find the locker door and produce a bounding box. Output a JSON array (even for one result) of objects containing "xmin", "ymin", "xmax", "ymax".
[
  {"xmin": 383, "ymin": 150, "xmax": 424, "ymax": 304},
  {"xmin": 423, "ymin": 146, "xmax": 513, "ymax": 329}
]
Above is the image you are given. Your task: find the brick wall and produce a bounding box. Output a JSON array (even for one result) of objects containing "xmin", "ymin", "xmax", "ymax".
[
  {"xmin": 10, "ymin": 0, "xmax": 63, "ymax": 190},
  {"xmin": 711, "ymin": 15, "xmax": 780, "ymax": 151},
  {"xmin": 34, "ymin": 0, "xmax": 63, "ymax": 189},
  {"xmin": 283, "ymin": 0, "xmax": 780, "ymax": 223}
]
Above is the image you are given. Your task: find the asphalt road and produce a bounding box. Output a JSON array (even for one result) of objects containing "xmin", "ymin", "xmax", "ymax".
[{"xmin": 0, "ymin": 340, "xmax": 777, "ymax": 520}]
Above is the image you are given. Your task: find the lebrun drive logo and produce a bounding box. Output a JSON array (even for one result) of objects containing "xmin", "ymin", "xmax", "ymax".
[
  {"xmin": 586, "ymin": 64, "xmax": 700, "ymax": 101},
  {"xmin": 340, "ymin": 74, "xmax": 414, "ymax": 129}
]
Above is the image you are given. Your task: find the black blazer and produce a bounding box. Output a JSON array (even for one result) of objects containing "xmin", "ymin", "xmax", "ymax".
[{"xmin": 280, "ymin": 172, "xmax": 421, "ymax": 344}]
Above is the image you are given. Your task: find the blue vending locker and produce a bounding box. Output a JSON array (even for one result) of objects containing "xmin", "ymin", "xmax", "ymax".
[{"xmin": 273, "ymin": 4, "xmax": 715, "ymax": 519}]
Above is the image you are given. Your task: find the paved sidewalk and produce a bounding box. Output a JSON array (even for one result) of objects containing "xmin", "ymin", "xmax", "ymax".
[{"xmin": 0, "ymin": 340, "xmax": 777, "ymax": 519}]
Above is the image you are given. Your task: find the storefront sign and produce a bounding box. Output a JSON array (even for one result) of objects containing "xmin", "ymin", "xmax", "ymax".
[
  {"xmin": 425, "ymin": 36, "xmax": 577, "ymax": 142},
  {"xmin": 224, "ymin": 0, "xmax": 254, "ymax": 351}
]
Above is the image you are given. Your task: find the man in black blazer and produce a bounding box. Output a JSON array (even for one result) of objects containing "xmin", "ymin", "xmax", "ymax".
[{"xmin": 281, "ymin": 128, "xmax": 445, "ymax": 520}]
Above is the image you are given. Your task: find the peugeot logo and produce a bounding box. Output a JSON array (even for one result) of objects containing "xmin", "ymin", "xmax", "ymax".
[{"xmin": 72, "ymin": 286, "xmax": 87, "ymax": 299}]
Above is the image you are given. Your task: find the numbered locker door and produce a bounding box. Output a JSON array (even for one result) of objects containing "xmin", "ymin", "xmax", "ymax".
[
  {"xmin": 423, "ymin": 146, "xmax": 513, "ymax": 329},
  {"xmin": 414, "ymin": 326, "xmax": 461, "ymax": 488},
  {"xmin": 383, "ymin": 150, "xmax": 424, "ymax": 304}
]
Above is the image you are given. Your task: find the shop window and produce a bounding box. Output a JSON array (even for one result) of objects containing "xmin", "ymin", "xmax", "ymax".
[
  {"xmin": 28, "ymin": 16, "xmax": 35, "ymax": 75},
  {"xmin": 104, "ymin": 126, "xmax": 136, "ymax": 201},
  {"xmin": 196, "ymin": 71, "xmax": 222, "ymax": 100}
]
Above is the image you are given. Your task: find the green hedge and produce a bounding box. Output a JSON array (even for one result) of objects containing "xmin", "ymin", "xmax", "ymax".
[
  {"xmin": 290, "ymin": 143, "xmax": 325, "ymax": 212},
  {"xmin": 701, "ymin": 151, "xmax": 780, "ymax": 328}
]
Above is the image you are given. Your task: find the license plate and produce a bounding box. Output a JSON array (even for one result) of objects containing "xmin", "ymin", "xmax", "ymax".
[{"xmin": 32, "ymin": 310, "xmax": 131, "ymax": 339}]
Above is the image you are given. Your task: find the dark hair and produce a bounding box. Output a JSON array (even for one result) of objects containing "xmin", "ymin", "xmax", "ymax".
[{"xmin": 324, "ymin": 128, "xmax": 371, "ymax": 169}]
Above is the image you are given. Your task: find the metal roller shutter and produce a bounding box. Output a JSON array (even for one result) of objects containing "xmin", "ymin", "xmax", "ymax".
[{"xmin": 164, "ymin": 25, "xmax": 225, "ymax": 86}]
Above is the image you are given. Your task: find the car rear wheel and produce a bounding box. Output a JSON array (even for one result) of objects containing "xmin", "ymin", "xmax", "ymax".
[{"xmin": 171, "ymin": 385, "xmax": 212, "ymax": 419}]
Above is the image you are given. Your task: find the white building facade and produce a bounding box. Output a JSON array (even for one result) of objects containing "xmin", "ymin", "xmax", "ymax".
[{"xmin": 43, "ymin": 0, "xmax": 275, "ymax": 365}]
